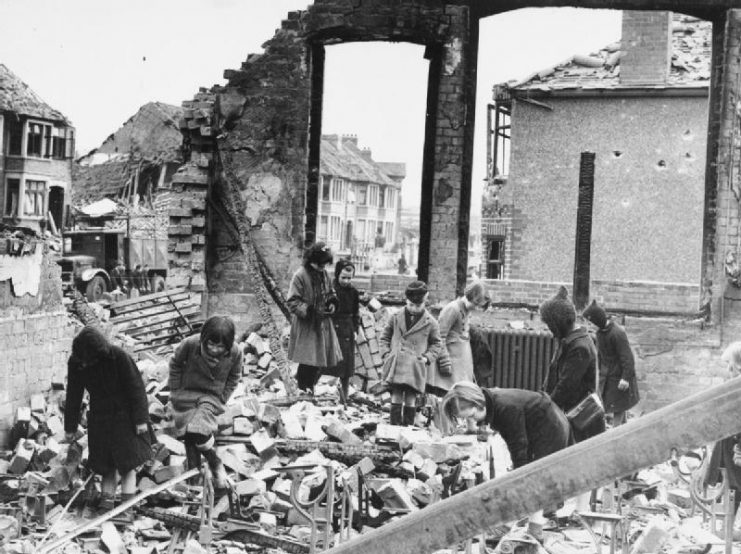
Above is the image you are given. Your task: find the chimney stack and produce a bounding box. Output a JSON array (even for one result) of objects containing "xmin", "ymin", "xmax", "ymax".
[{"xmin": 619, "ymin": 11, "xmax": 672, "ymax": 86}]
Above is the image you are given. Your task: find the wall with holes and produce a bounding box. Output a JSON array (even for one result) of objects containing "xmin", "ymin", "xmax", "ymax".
[{"xmin": 505, "ymin": 96, "xmax": 707, "ymax": 288}]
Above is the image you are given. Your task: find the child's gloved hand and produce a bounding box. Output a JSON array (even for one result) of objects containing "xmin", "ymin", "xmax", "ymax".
[{"xmin": 136, "ymin": 423, "xmax": 149, "ymax": 435}]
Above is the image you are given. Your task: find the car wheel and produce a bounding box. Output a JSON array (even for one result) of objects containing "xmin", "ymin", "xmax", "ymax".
[{"xmin": 85, "ymin": 275, "xmax": 106, "ymax": 302}]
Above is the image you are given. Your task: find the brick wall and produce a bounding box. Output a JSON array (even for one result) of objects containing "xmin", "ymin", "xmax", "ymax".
[
  {"xmin": 482, "ymin": 278, "xmax": 700, "ymax": 314},
  {"xmin": 620, "ymin": 11, "xmax": 672, "ymax": 85},
  {"xmin": 0, "ymin": 311, "xmax": 74, "ymax": 446},
  {"xmin": 166, "ymin": 161, "xmax": 208, "ymax": 291},
  {"xmin": 0, "ymin": 241, "xmax": 74, "ymax": 447},
  {"xmin": 176, "ymin": 0, "xmax": 476, "ymax": 326}
]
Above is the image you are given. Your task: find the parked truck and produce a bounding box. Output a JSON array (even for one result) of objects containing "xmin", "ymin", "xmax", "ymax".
[{"xmin": 57, "ymin": 228, "xmax": 168, "ymax": 302}]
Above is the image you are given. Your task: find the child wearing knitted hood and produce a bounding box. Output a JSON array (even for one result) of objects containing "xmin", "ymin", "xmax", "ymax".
[
  {"xmin": 540, "ymin": 286, "xmax": 605, "ymax": 441},
  {"xmin": 379, "ymin": 281, "xmax": 443, "ymax": 426}
]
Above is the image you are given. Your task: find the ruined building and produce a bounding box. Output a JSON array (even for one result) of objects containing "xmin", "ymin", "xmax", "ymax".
[
  {"xmin": 170, "ymin": 1, "xmax": 741, "ymax": 408},
  {"xmin": 483, "ymin": 12, "xmax": 709, "ymax": 315},
  {"xmin": 0, "ymin": 63, "xmax": 75, "ymax": 233}
]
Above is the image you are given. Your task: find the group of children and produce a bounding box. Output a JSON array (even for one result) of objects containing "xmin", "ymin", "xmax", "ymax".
[
  {"xmin": 64, "ymin": 241, "xmax": 645, "ymax": 518},
  {"xmin": 285, "ymin": 241, "xmax": 494, "ymax": 427}
]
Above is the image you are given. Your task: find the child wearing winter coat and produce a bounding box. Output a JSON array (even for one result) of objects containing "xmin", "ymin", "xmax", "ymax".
[{"xmin": 379, "ymin": 281, "xmax": 442, "ymax": 426}]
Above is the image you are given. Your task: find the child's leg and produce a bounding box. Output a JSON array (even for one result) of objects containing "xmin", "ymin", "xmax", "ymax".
[
  {"xmin": 100, "ymin": 471, "xmax": 117, "ymax": 511},
  {"xmin": 120, "ymin": 469, "xmax": 136, "ymax": 502},
  {"xmin": 390, "ymin": 387, "xmax": 404, "ymax": 425},
  {"xmin": 402, "ymin": 391, "xmax": 418, "ymax": 426}
]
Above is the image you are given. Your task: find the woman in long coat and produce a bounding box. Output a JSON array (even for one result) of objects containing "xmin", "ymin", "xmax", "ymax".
[
  {"xmin": 65, "ymin": 326, "xmax": 152, "ymax": 512},
  {"xmin": 428, "ymin": 281, "xmax": 489, "ymax": 397},
  {"xmin": 325, "ymin": 259, "xmax": 361, "ymax": 401},
  {"xmin": 169, "ymin": 316, "xmax": 242, "ymax": 488},
  {"xmin": 582, "ymin": 300, "xmax": 639, "ymax": 425},
  {"xmin": 287, "ymin": 242, "xmax": 343, "ymax": 393},
  {"xmin": 380, "ymin": 281, "xmax": 442, "ymax": 426},
  {"xmin": 441, "ymin": 381, "xmax": 571, "ymax": 469}
]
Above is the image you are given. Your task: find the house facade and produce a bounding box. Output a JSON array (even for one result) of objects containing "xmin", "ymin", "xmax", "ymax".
[
  {"xmin": 0, "ymin": 64, "xmax": 75, "ymax": 233},
  {"xmin": 482, "ymin": 12, "xmax": 710, "ymax": 313},
  {"xmin": 317, "ymin": 134, "xmax": 404, "ymax": 269}
]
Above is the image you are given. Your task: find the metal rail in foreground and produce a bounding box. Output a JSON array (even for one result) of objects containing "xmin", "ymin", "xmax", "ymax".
[{"xmin": 324, "ymin": 376, "xmax": 741, "ymax": 554}]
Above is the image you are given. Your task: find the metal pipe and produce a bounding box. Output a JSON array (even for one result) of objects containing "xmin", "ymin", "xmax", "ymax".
[{"xmin": 324, "ymin": 376, "xmax": 741, "ymax": 554}]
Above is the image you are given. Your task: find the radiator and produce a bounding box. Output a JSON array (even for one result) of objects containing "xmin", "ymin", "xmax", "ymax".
[{"xmin": 473, "ymin": 328, "xmax": 557, "ymax": 391}]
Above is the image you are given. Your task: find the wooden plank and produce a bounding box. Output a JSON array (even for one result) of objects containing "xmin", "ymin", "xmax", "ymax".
[
  {"xmin": 110, "ymin": 292, "xmax": 192, "ymax": 317},
  {"xmin": 128, "ymin": 314, "xmax": 202, "ymax": 339},
  {"xmin": 110, "ymin": 299, "xmax": 198, "ymax": 324},
  {"xmin": 114, "ymin": 307, "xmax": 202, "ymax": 334},
  {"xmin": 109, "ymin": 287, "xmax": 189, "ymax": 312},
  {"xmin": 323, "ymin": 376, "xmax": 741, "ymax": 554}
]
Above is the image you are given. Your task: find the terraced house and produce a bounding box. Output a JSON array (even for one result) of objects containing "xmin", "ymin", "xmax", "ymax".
[
  {"xmin": 0, "ymin": 64, "xmax": 75, "ymax": 233},
  {"xmin": 317, "ymin": 134, "xmax": 404, "ymax": 267}
]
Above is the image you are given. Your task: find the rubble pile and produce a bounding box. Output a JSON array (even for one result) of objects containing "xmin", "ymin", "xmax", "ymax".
[{"xmin": 0, "ymin": 311, "xmax": 739, "ymax": 554}]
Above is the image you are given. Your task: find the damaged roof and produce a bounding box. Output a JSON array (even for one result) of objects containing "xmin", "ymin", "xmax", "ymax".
[
  {"xmin": 320, "ymin": 136, "xmax": 401, "ymax": 187},
  {"xmin": 494, "ymin": 13, "xmax": 711, "ymax": 96},
  {"xmin": 79, "ymin": 102, "xmax": 184, "ymax": 164},
  {"xmin": 0, "ymin": 63, "xmax": 70, "ymax": 123}
]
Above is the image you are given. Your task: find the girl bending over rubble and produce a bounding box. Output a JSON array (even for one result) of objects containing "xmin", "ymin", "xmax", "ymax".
[
  {"xmin": 380, "ymin": 280, "xmax": 442, "ymax": 426},
  {"xmin": 169, "ymin": 315, "xmax": 242, "ymax": 489},
  {"xmin": 64, "ymin": 326, "xmax": 153, "ymax": 515},
  {"xmin": 440, "ymin": 381, "xmax": 572, "ymax": 469}
]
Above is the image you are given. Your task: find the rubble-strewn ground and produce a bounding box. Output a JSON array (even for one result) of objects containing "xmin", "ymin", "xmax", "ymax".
[{"xmin": 0, "ymin": 304, "xmax": 739, "ymax": 554}]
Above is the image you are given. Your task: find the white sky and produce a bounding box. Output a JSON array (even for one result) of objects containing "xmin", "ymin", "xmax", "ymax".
[{"xmin": 0, "ymin": 1, "xmax": 622, "ymax": 213}]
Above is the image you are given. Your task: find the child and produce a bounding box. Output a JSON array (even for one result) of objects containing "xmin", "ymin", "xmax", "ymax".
[
  {"xmin": 441, "ymin": 381, "xmax": 571, "ymax": 469},
  {"xmin": 169, "ymin": 316, "xmax": 242, "ymax": 488},
  {"xmin": 326, "ymin": 259, "xmax": 361, "ymax": 403},
  {"xmin": 379, "ymin": 280, "xmax": 442, "ymax": 426},
  {"xmin": 64, "ymin": 326, "xmax": 152, "ymax": 514}
]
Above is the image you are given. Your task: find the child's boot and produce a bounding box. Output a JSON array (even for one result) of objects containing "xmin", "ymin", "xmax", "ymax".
[{"xmin": 389, "ymin": 403, "xmax": 403, "ymax": 425}]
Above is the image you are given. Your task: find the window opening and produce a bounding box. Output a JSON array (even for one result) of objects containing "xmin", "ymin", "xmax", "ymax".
[
  {"xmin": 24, "ymin": 180, "xmax": 46, "ymax": 216},
  {"xmin": 5, "ymin": 178, "xmax": 20, "ymax": 216}
]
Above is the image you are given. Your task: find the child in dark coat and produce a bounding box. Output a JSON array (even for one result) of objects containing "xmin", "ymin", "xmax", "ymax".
[
  {"xmin": 326, "ymin": 259, "xmax": 361, "ymax": 402},
  {"xmin": 65, "ymin": 326, "xmax": 152, "ymax": 513},
  {"xmin": 441, "ymin": 381, "xmax": 571, "ymax": 469},
  {"xmin": 379, "ymin": 281, "xmax": 442, "ymax": 426},
  {"xmin": 582, "ymin": 300, "xmax": 639, "ymax": 425}
]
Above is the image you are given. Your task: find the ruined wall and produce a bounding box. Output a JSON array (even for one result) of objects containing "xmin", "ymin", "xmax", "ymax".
[
  {"xmin": 0, "ymin": 240, "xmax": 74, "ymax": 446},
  {"xmin": 178, "ymin": 0, "xmax": 476, "ymax": 329},
  {"xmin": 483, "ymin": 278, "xmax": 700, "ymax": 314},
  {"xmin": 507, "ymin": 96, "xmax": 707, "ymax": 288}
]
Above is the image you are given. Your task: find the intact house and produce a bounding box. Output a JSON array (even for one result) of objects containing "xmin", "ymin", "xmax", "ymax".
[
  {"xmin": 316, "ymin": 134, "xmax": 405, "ymax": 270},
  {"xmin": 481, "ymin": 11, "xmax": 710, "ymax": 314},
  {"xmin": 0, "ymin": 64, "xmax": 75, "ymax": 233}
]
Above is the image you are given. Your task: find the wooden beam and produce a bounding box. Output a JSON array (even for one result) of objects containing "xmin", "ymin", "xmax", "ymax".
[{"xmin": 324, "ymin": 376, "xmax": 741, "ymax": 554}]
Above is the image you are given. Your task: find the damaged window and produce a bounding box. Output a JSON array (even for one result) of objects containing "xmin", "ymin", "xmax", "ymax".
[
  {"xmin": 488, "ymin": 103, "xmax": 511, "ymax": 182},
  {"xmin": 52, "ymin": 127, "xmax": 73, "ymax": 159},
  {"xmin": 23, "ymin": 180, "xmax": 46, "ymax": 216},
  {"xmin": 7, "ymin": 119, "xmax": 22, "ymax": 156},
  {"xmin": 318, "ymin": 215, "xmax": 328, "ymax": 241},
  {"xmin": 5, "ymin": 178, "xmax": 19, "ymax": 216},
  {"xmin": 26, "ymin": 122, "xmax": 53, "ymax": 158},
  {"xmin": 321, "ymin": 176, "xmax": 330, "ymax": 201}
]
